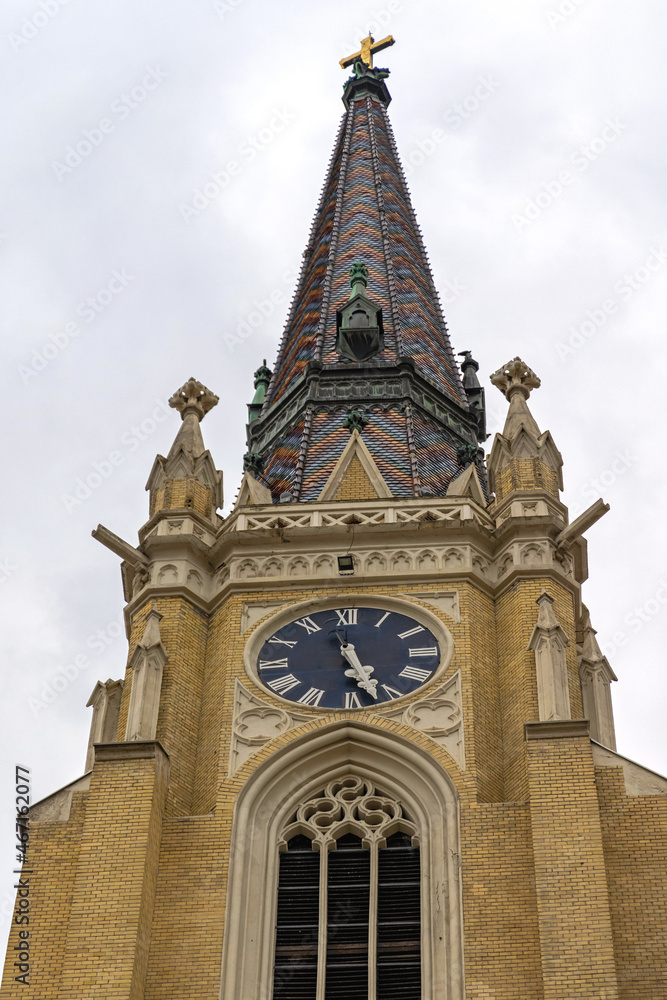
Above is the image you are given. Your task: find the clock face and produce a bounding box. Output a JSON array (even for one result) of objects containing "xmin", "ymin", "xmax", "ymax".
[{"xmin": 255, "ymin": 605, "xmax": 441, "ymax": 710}]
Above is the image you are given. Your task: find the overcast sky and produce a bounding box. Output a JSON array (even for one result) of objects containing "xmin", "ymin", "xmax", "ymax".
[{"xmin": 2, "ymin": 0, "xmax": 667, "ymax": 949}]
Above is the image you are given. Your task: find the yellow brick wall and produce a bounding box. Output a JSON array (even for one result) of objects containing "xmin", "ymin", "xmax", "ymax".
[
  {"xmin": 150, "ymin": 478, "xmax": 212, "ymax": 519},
  {"xmin": 118, "ymin": 598, "xmax": 209, "ymax": 817},
  {"xmin": 462, "ymin": 803, "xmax": 543, "ymax": 999},
  {"xmin": 334, "ymin": 454, "xmax": 379, "ymax": 500},
  {"xmin": 527, "ymin": 735, "xmax": 619, "ymax": 999},
  {"xmin": 496, "ymin": 577, "xmax": 581, "ymax": 802},
  {"xmin": 0, "ymin": 793, "xmax": 86, "ymax": 1000},
  {"xmin": 495, "ymin": 458, "xmax": 560, "ymax": 501},
  {"xmin": 596, "ymin": 766, "xmax": 667, "ymax": 999}
]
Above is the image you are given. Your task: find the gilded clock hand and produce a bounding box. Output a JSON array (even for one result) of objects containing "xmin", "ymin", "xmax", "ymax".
[{"xmin": 338, "ymin": 640, "xmax": 378, "ymax": 700}]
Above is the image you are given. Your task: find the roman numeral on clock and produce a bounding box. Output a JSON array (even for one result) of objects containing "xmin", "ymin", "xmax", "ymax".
[
  {"xmin": 397, "ymin": 626, "xmax": 425, "ymax": 639},
  {"xmin": 381, "ymin": 684, "xmax": 402, "ymax": 700},
  {"xmin": 399, "ymin": 665, "xmax": 432, "ymax": 683},
  {"xmin": 409, "ymin": 647, "xmax": 438, "ymax": 657},
  {"xmin": 267, "ymin": 674, "xmax": 301, "ymax": 695},
  {"xmin": 298, "ymin": 687, "xmax": 325, "ymax": 707},
  {"xmin": 259, "ymin": 658, "xmax": 290, "ymax": 670},
  {"xmin": 268, "ymin": 637, "xmax": 298, "ymax": 649},
  {"xmin": 336, "ymin": 609, "xmax": 358, "ymax": 626},
  {"xmin": 344, "ymin": 691, "xmax": 362, "ymax": 708},
  {"xmin": 294, "ymin": 616, "xmax": 321, "ymax": 635}
]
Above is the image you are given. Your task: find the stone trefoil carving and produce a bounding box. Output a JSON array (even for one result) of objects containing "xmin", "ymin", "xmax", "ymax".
[
  {"xmin": 125, "ymin": 609, "xmax": 168, "ymax": 742},
  {"xmin": 579, "ymin": 617, "xmax": 617, "ymax": 750},
  {"xmin": 528, "ymin": 591, "xmax": 571, "ymax": 722}
]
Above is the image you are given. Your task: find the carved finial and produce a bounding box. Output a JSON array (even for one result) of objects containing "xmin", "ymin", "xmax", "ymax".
[
  {"xmin": 168, "ymin": 378, "xmax": 219, "ymax": 421},
  {"xmin": 490, "ymin": 358, "xmax": 541, "ymax": 401}
]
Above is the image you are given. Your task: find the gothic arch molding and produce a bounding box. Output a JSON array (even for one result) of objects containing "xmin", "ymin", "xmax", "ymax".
[{"xmin": 219, "ymin": 720, "xmax": 465, "ymax": 1000}]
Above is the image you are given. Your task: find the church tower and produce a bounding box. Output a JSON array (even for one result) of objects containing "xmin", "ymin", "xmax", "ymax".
[{"xmin": 4, "ymin": 36, "xmax": 667, "ymax": 1000}]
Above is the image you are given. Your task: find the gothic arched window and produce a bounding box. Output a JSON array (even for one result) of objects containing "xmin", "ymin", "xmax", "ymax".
[
  {"xmin": 219, "ymin": 722, "xmax": 464, "ymax": 1000},
  {"xmin": 272, "ymin": 776, "xmax": 421, "ymax": 1000}
]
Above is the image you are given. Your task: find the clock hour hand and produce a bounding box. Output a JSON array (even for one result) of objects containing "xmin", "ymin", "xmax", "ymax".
[{"xmin": 338, "ymin": 640, "xmax": 378, "ymax": 700}]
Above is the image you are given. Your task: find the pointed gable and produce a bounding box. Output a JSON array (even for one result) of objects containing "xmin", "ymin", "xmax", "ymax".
[{"xmin": 318, "ymin": 429, "xmax": 393, "ymax": 501}]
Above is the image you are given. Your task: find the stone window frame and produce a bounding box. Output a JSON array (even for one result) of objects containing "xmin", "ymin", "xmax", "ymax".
[
  {"xmin": 219, "ymin": 720, "xmax": 465, "ymax": 1000},
  {"xmin": 275, "ymin": 774, "xmax": 419, "ymax": 997}
]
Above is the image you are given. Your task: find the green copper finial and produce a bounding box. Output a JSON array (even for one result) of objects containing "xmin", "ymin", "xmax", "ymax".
[
  {"xmin": 247, "ymin": 360, "xmax": 272, "ymax": 425},
  {"xmin": 349, "ymin": 261, "xmax": 369, "ymax": 298},
  {"xmin": 343, "ymin": 409, "xmax": 369, "ymax": 434}
]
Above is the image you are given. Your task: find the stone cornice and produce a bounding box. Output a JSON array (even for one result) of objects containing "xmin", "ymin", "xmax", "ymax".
[
  {"xmin": 524, "ymin": 719, "xmax": 590, "ymax": 741},
  {"xmin": 248, "ymin": 362, "xmax": 479, "ymax": 456},
  {"xmin": 94, "ymin": 740, "xmax": 170, "ymax": 764}
]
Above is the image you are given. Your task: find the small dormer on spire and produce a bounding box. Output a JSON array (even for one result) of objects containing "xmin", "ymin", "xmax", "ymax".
[
  {"xmin": 146, "ymin": 378, "xmax": 223, "ymax": 522},
  {"xmin": 336, "ymin": 262, "xmax": 384, "ymax": 362},
  {"xmin": 488, "ymin": 358, "xmax": 563, "ymax": 503}
]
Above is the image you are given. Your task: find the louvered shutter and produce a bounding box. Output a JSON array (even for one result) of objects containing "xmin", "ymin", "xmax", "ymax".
[
  {"xmin": 325, "ymin": 833, "xmax": 370, "ymax": 998},
  {"xmin": 377, "ymin": 831, "xmax": 421, "ymax": 999},
  {"xmin": 273, "ymin": 834, "xmax": 319, "ymax": 999}
]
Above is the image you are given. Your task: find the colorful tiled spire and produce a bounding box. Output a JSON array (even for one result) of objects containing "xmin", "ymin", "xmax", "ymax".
[{"xmin": 246, "ymin": 42, "xmax": 485, "ymax": 502}]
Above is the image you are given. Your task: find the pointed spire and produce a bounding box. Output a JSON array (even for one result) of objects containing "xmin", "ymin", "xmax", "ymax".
[
  {"xmin": 245, "ymin": 53, "xmax": 481, "ymax": 503},
  {"xmin": 488, "ymin": 358, "xmax": 563, "ymax": 503},
  {"xmin": 146, "ymin": 378, "xmax": 223, "ymax": 521}
]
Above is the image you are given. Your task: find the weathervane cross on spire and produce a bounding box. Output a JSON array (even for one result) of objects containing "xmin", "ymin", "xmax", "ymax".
[{"xmin": 340, "ymin": 32, "xmax": 395, "ymax": 70}]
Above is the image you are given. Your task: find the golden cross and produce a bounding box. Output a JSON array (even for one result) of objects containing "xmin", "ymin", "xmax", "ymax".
[{"xmin": 340, "ymin": 33, "xmax": 395, "ymax": 70}]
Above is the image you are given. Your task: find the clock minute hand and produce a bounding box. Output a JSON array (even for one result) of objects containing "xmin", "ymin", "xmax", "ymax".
[{"xmin": 339, "ymin": 641, "xmax": 378, "ymax": 700}]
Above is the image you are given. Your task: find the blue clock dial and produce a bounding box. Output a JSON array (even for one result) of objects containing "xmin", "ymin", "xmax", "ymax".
[{"xmin": 256, "ymin": 606, "xmax": 440, "ymax": 709}]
